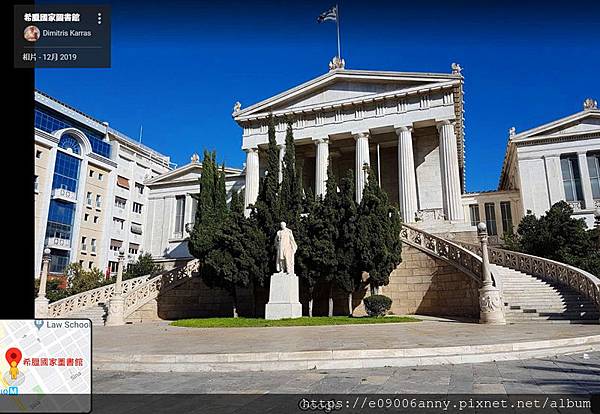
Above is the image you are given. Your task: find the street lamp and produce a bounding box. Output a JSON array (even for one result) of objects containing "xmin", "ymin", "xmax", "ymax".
[{"xmin": 106, "ymin": 248, "xmax": 126, "ymax": 326}]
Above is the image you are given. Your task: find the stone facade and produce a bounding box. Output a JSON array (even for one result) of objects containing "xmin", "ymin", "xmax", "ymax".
[{"xmin": 381, "ymin": 246, "xmax": 479, "ymax": 318}]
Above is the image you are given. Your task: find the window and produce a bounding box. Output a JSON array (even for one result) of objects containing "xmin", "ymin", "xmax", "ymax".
[
  {"xmin": 500, "ymin": 201, "xmax": 513, "ymax": 234},
  {"xmin": 58, "ymin": 134, "xmax": 81, "ymax": 154},
  {"xmin": 89, "ymin": 170, "xmax": 94, "ymax": 178},
  {"xmin": 469, "ymin": 204, "xmax": 480, "ymax": 226},
  {"xmin": 131, "ymin": 222, "xmax": 143, "ymax": 235},
  {"xmin": 93, "ymin": 216, "xmax": 99, "ymax": 224},
  {"xmin": 174, "ymin": 195, "xmax": 185, "ymax": 236},
  {"xmin": 81, "ymin": 236, "xmax": 87, "ymax": 251},
  {"xmin": 484, "ymin": 202, "xmax": 498, "ymax": 236},
  {"xmin": 588, "ymin": 153, "xmax": 600, "ymax": 200},
  {"xmin": 88, "ymin": 261, "xmax": 93, "ymax": 269},
  {"xmin": 110, "ymin": 240, "xmax": 122, "ymax": 251},
  {"xmin": 36, "ymin": 150, "xmax": 42, "ymax": 158},
  {"xmin": 108, "ymin": 261, "xmax": 119, "ymax": 273},
  {"xmin": 128, "ymin": 243, "xmax": 139, "ymax": 255},
  {"xmin": 84, "ymin": 213, "xmax": 89, "ymax": 221},
  {"xmin": 79, "ymin": 260, "xmax": 84, "ymax": 266},
  {"xmin": 117, "ymin": 176, "xmax": 130, "ymax": 189},
  {"xmin": 52, "ymin": 151, "xmax": 80, "ymax": 193},
  {"xmin": 86, "ymin": 192, "xmax": 92, "ymax": 206},
  {"xmin": 98, "ymin": 173, "xmax": 103, "ymax": 181},
  {"xmin": 133, "ymin": 202, "xmax": 143, "ymax": 214},
  {"xmin": 135, "ymin": 183, "xmax": 144, "ymax": 195},
  {"xmin": 114, "ymin": 197, "xmax": 126, "ymax": 209},
  {"xmin": 49, "ymin": 250, "xmax": 69, "ymax": 273},
  {"xmin": 91, "ymin": 238, "xmax": 97, "ymax": 253},
  {"xmin": 95, "ymin": 194, "xmax": 102, "ymax": 208},
  {"xmin": 113, "ymin": 217, "xmax": 125, "ymax": 230},
  {"xmin": 561, "ymin": 155, "xmax": 583, "ymax": 202}
]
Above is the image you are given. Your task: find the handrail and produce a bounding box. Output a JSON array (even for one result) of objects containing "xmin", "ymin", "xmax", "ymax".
[
  {"xmin": 48, "ymin": 274, "xmax": 153, "ymax": 318},
  {"xmin": 456, "ymin": 241, "xmax": 600, "ymax": 312},
  {"xmin": 123, "ymin": 259, "xmax": 200, "ymax": 317},
  {"xmin": 399, "ymin": 223, "xmax": 494, "ymax": 286}
]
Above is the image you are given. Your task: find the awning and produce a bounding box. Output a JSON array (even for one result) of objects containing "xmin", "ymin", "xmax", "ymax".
[{"xmin": 117, "ymin": 176, "xmax": 130, "ymax": 189}]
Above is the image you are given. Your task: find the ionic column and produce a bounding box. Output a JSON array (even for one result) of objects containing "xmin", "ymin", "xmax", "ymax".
[
  {"xmin": 437, "ymin": 120, "xmax": 464, "ymax": 221},
  {"xmin": 278, "ymin": 144, "xmax": 286, "ymax": 183},
  {"xmin": 315, "ymin": 138, "xmax": 329, "ymax": 198},
  {"xmin": 244, "ymin": 147, "xmax": 260, "ymax": 215},
  {"xmin": 578, "ymin": 152, "xmax": 594, "ymax": 210},
  {"xmin": 396, "ymin": 126, "xmax": 418, "ymax": 223},
  {"xmin": 354, "ymin": 132, "xmax": 371, "ymax": 203}
]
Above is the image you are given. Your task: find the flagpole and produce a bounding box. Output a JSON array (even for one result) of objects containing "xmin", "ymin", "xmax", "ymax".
[{"xmin": 336, "ymin": 4, "xmax": 341, "ymax": 59}]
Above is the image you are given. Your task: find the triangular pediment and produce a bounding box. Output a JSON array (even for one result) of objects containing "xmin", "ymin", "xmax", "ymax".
[
  {"xmin": 512, "ymin": 110, "xmax": 600, "ymax": 141},
  {"xmin": 146, "ymin": 163, "xmax": 243, "ymax": 186},
  {"xmin": 234, "ymin": 69, "xmax": 460, "ymax": 120}
]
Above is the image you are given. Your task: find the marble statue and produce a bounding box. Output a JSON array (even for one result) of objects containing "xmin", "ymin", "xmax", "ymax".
[{"xmin": 275, "ymin": 222, "xmax": 297, "ymax": 274}]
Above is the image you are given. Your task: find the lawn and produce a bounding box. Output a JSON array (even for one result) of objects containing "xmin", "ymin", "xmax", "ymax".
[{"xmin": 170, "ymin": 316, "xmax": 420, "ymax": 328}]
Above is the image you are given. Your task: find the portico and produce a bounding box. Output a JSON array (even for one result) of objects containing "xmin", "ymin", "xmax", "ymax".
[{"xmin": 234, "ymin": 64, "xmax": 468, "ymax": 224}]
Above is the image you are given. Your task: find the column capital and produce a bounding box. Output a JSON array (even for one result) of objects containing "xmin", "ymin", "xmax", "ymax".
[
  {"xmin": 394, "ymin": 125, "xmax": 413, "ymax": 134},
  {"xmin": 436, "ymin": 119, "xmax": 455, "ymax": 131},
  {"xmin": 244, "ymin": 147, "xmax": 259, "ymax": 154},
  {"xmin": 352, "ymin": 131, "xmax": 370, "ymax": 140},
  {"xmin": 313, "ymin": 137, "xmax": 330, "ymax": 145}
]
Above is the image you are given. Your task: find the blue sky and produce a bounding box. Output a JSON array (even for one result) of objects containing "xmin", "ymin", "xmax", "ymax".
[{"xmin": 36, "ymin": 0, "xmax": 600, "ymax": 192}]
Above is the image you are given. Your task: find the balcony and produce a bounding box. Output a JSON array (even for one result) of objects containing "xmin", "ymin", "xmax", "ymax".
[
  {"xmin": 46, "ymin": 237, "xmax": 71, "ymax": 250},
  {"xmin": 567, "ymin": 200, "xmax": 584, "ymax": 212},
  {"xmin": 51, "ymin": 188, "xmax": 77, "ymax": 203}
]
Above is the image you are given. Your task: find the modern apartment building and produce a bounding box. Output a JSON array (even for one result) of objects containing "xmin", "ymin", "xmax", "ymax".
[{"xmin": 34, "ymin": 90, "xmax": 174, "ymax": 279}]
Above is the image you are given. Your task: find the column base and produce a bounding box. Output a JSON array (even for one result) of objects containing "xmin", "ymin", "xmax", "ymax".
[
  {"xmin": 105, "ymin": 295, "xmax": 125, "ymax": 326},
  {"xmin": 478, "ymin": 285, "xmax": 506, "ymax": 325},
  {"xmin": 34, "ymin": 296, "xmax": 49, "ymax": 319}
]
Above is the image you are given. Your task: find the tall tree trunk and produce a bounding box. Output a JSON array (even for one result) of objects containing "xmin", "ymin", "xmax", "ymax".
[
  {"xmin": 328, "ymin": 283, "xmax": 334, "ymax": 317},
  {"xmin": 348, "ymin": 291, "xmax": 353, "ymax": 317},
  {"xmin": 232, "ymin": 286, "xmax": 238, "ymax": 318},
  {"xmin": 308, "ymin": 294, "xmax": 313, "ymax": 318}
]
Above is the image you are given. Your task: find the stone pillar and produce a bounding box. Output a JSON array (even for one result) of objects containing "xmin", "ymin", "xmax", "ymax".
[
  {"xmin": 578, "ymin": 152, "xmax": 594, "ymax": 210},
  {"xmin": 354, "ymin": 132, "xmax": 370, "ymax": 203},
  {"xmin": 315, "ymin": 138, "xmax": 329, "ymax": 198},
  {"xmin": 243, "ymin": 147, "xmax": 260, "ymax": 215},
  {"xmin": 278, "ymin": 144, "xmax": 286, "ymax": 183},
  {"xmin": 106, "ymin": 249, "xmax": 126, "ymax": 326},
  {"xmin": 477, "ymin": 223, "xmax": 505, "ymax": 325},
  {"xmin": 396, "ymin": 126, "xmax": 418, "ymax": 223},
  {"xmin": 34, "ymin": 248, "xmax": 51, "ymax": 318},
  {"xmin": 437, "ymin": 120, "xmax": 464, "ymax": 221}
]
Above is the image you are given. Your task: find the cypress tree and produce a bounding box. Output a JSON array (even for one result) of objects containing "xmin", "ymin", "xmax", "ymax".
[
  {"xmin": 278, "ymin": 121, "xmax": 302, "ymax": 229},
  {"xmin": 335, "ymin": 170, "xmax": 361, "ymax": 316},
  {"xmin": 355, "ymin": 167, "xmax": 402, "ymax": 293},
  {"xmin": 296, "ymin": 188, "xmax": 319, "ymax": 316},
  {"xmin": 319, "ymin": 163, "xmax": 340, "ymax": 316},
  {"xmin": 252, "ymin": 115, "xmax": 280, "ymax": 276}
]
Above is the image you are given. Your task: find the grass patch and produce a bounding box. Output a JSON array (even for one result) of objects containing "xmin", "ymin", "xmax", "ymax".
[{"xmin": 170, "ymin": 316, "xmax": 420, "ymax": 328}]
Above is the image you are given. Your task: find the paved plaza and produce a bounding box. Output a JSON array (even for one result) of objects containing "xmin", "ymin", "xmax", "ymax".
[
  {"xmin": 93, "ymin": 319, "xmax": 599, "ymax": 355},
  {"xmin": 93, "ymin": 351, "xmax": 600, "ymax": 394}
]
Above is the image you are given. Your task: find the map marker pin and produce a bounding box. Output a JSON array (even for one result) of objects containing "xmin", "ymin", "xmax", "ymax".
[
  {"xmin": 6, "ymin": 348, "xmax": 22, "ymax": 366},
  {"xmin": 34, "ymin": 320, "xmax": 44, "ymax": 331}
]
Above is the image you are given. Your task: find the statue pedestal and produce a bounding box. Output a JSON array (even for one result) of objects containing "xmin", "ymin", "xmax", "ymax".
[{"xmin": 265, "ymin": 272, "xmax": 302, "ymax": 320}]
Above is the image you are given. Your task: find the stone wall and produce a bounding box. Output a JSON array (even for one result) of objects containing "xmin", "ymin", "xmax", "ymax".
[
  {"xmin": 381, "ymin": 245, "xmax": 479, "ymax": 318},
  {"xmin": 126, "ymin": 243, "xmax": 480, "ymax": 322}
]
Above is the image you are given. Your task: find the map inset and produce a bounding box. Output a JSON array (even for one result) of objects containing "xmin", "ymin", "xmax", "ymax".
[{"xmin": 0, "ymin": 319, "xmax": 91, "ymax": 413}]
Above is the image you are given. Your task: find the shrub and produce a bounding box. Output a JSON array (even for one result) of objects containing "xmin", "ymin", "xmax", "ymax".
[
  {"xmin": 363, "ymin": 294, "xmax": 392, "ymax": 317},
  {"xmin": 123, "ymin": 252, "xmax": 164, "ymax": 280}
]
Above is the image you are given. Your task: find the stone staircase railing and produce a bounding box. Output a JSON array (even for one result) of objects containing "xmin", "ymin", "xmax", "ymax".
[
  {"xmin": 123, "ymin": 259, "xmax": 200, "ymax": 318},
  {"xmin": 455, "ymin": 241, "xmax": 600, "ymax": 313},
  {"xmin": 399, "ymin": 223, "xmax": 498, "ymax": 287},
  {"xmin": 48, "ymin": 274, "xmax": 153, "ymax": 318}
]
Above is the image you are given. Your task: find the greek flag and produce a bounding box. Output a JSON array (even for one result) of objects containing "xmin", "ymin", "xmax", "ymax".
[{"xmin": 317, "ymin": 5, "xmax": 337, "ymax": 23}]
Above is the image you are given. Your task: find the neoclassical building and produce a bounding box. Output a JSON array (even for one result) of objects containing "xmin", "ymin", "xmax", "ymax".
[
  {"xmin": 234, "ymin": 62, "xmax": 468, "ymax": 226},
  {"xmin": 499, "ymin": 98, "xmax": 600, "ymax": 228}
]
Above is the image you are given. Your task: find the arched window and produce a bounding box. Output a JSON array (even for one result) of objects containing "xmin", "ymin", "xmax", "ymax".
[{"xmin": 58, "ymin": 134, "xmax": 81, "ymax": 154}]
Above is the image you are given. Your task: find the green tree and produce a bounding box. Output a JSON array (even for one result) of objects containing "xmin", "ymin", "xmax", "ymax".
[
  {"xmin": 509, "ymin": 201, "xmax": 599, "ymax": 276},
  {"xmin": 355, "ymin": 167, "xmax": 402, "ymax": 292},
  {"xmin": 295, "ymin": 188, "xmax": 320, "ymax": 316},
  {"xmin": 335, "ymin": 170, "xmax": 361, "ymax": 316},
  {"xmin": 123, "ymin": 252, "xmax": 164, "ymax": 280},
  {"xmin": 278, "ymin": 121, "xmax": 303, "ymax": 229},
  {"xmin": 252, "ymin": 115, "xmax": 281, "ymax": 277}
]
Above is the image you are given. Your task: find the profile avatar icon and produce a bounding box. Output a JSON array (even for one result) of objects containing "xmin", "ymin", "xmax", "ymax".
[{"xmin": 24, "ymin": 25, "xmax": 40, "ymax": 42}]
